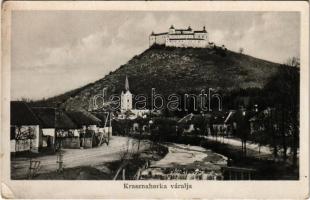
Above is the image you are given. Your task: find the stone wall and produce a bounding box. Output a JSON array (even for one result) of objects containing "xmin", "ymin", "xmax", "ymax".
[
  {"xmin": 149, "ymin": 28, "xmax": 208, "ymax": 48},
  {"xmin": 149, "ymin": 34, "xmax": 167, "ymax": 46},
  {"xmin": 166, "ymin": 39, "xmax": 208, "ymax": 48}
]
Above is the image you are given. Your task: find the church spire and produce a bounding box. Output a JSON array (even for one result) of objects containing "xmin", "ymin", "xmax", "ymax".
[{"xmin": 125, "ymin": 75, "xmax": 129, "ymax": 91}]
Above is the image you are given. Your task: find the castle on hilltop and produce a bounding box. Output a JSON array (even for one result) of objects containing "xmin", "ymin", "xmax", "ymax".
[{"xmin": 149, "ymin": 25, "xmax": 210, "ymax": 48}]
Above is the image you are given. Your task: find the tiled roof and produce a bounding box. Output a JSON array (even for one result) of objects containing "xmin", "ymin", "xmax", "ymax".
[
  {"xmin": 92, "ymin": 112, "xmax": 109, "ymax": 127},
  {"xmin": 178, "ymin": 113, "xmax": 212, "ymax": 124}
]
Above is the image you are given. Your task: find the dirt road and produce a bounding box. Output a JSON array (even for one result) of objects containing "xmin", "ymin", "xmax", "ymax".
[
  {"xmin": 11, "ymin": 136, "xmax": 151, "ymax": 179},
  {"xmin": 204, "ymin": 135, "xmax": 273, "ymax": 155}
]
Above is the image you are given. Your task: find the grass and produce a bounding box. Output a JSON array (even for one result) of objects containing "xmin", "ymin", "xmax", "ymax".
[
  {"xmin": 33, "ymin": 45, "xmax": 283, "ymax": 110},
  {"xmin": 33, "ymin": 166, "xmax": 111, "ymax": 180}
]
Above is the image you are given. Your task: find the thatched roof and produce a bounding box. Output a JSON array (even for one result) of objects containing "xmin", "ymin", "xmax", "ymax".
[
  {"xmin": 32, "ymin": 107, "xmax": 77, "ymax": 129},
  {"xmin": 178, "ymin": 113, "xmax": 212, "ymax": 124},
  {"xmin": 91, "ymin": 112, "xmax": 109, "ymax": 126},
  {"xmin": 66, "ymin": 110, "xmax": 101, "ymax": 127},
  {"xmin": 11, "ymin": 101, "xmax": 40, "ymax": 125}
]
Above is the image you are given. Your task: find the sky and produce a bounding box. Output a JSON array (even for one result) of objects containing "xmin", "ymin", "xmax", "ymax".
[{"xmin": 11, "ymin": 11, "xmax": 300, "ymax": 100}]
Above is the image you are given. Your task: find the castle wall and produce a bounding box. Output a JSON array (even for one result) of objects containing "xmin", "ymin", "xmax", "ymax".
[
  {"xmin": 150, "ymin": 27, "xmax": 209, "ymax": 48},
  {"xmin": 149, "ymin": 35, "xmax": 156, "ymax": 46},
  {"xmin": 169, "ymin": 34, "xmax": 194, "ymax": 39},
  {"xmin": 194, "ymin": 32, "xmax": 208, "ymax": 40},
  {"xmin": 156, "ymin": 35, "xmax": 167, "ymax": 45},
  {"xmin": 149, "ymin": 34, "xmax": 167, "ymax": 46},
  {"xmin": 166, "ymin": 39, "xmax": 208, "ymax": 48}
]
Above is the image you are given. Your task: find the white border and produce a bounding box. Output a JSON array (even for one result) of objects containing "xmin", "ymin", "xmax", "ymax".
[{"xmin": 1, "ymin": 1, "xmax": 309, "ymax": 199}]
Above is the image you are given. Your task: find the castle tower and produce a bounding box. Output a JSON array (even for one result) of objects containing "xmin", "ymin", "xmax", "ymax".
[
  {"xmin": 169, "ymin": 25, "xmax": 175, "ymax": 34},
  {"xmin": 121, "ymin": 76, "xmax": 133, "ymax": 112}
]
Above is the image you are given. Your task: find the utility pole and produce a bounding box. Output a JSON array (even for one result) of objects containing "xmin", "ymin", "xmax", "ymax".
[
  {"xmin": 108, "ymin": 112, "xmax": 111, "ymax": 145},
  {"xmin": 54, "ymin": 103, "xmax": 64, "ymax": 173}
]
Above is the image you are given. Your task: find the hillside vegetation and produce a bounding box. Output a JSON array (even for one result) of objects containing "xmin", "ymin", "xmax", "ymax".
[{"xmin": 36, "ymin": 45, "xmax": 283, "ymax": 110}]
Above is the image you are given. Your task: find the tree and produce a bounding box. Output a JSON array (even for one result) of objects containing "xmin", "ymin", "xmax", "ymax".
[
  {"xmin": 153, "ymin": 118, "xmax": 177, "ymax": 143},
  {"xmin": 250, "ymin": 120, "xmax": 269, "ymax": 155},
  {"xmin": 239, "ymin": 47, "xmax": 244, "ymax": 54},
  {"xmin": 192, "ymin": 115, "xmax": 209, "ymax": 136},
  {"xmin": 235, "ymin": 109, "xmax": 251, "ymax": 157},
  {"xmin": 264, "ymin": 63, "xmax": 299, "ymax": 166}
]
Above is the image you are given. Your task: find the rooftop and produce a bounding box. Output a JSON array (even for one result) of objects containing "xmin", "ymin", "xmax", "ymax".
[
  {"xmin": 66, "ymin": 109, "xmax": 101, "ymax": 127},
  {"xmin": 11, "ymin": 101, "xmax": 40, "ymax": 125},
  {"xmin": 32, "ymin": 107, "xmax": 77, "ymax": 129}
]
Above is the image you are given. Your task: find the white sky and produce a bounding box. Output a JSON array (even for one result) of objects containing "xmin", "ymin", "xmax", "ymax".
[{"xmin": 11, "ymin": 11, "xmax": 300, "ymax": 100}]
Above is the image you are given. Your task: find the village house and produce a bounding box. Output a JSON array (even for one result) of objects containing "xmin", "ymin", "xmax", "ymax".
[
  {"xmin": 92, "ymin": 111, "xmax": 113, "ymax": 139},
  {"xmin": 177, "ymin": 113, "xmax": 196, "ymax": 134},
  {"xmin": 31, "ymin": 107, "xmax": 77, "ymax": 150},
  {"xmin": 211, "ymin": 111, "xmax": 229, "ymax": 137},
  {"xmin": 11, "ymin": 101, "xmax": 41, "ymax": 153},
  {"xmin": 224, "ymin": 108, "xmax": 259, "ymax": 136},
  {"xmin": 177, "ymin": 113, "xmax": 211, "ymax": 135},
  {"xmin": 66, "ymin": 109, "xmax": 102, "ymax": 148},
  {"xmin": 131, "ymin": 117, "xmax": 150, "ymax": 135},
  {"xmin": 248, "ymin": 107, "xmax": 278, "ymax": 135}
]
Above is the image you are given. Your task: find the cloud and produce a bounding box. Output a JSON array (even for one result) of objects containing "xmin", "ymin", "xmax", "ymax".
[
  {"xmin": 11, "ymin": 11, "xmax": 300, "ymax": 100},
  {"xmin": 11, "ymin": 14, "xmax": 155, "ymax": 100},
  {"xmin": 210, "ymin": 13, "xmax": 300, "ymax": 63}
]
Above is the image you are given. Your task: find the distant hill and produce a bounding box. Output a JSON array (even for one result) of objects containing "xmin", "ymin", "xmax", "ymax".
[{"xmin": 35, "ymin": 45, "xmax": 284, "ymax": 110}]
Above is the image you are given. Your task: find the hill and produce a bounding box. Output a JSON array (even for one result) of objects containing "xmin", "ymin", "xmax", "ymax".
[{"xmin": 36, "ymin": 45, "xmax": 284, "ymax": 110}]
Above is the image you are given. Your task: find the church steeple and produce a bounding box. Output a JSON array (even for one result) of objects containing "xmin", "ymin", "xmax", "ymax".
[
  {"xmin": 125, "ymin": 75, "xmax": 129, "ymax": 91},
  {"xmin": 121, "ymin": 75, "xmax": 132, "ymax": 112}
]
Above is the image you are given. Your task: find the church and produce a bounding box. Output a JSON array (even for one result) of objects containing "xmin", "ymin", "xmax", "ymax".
[
  {"xmin": 120, "ymin": 76, "xmax": 149, "ymax": 119},
  {"xmin": 120, "ymin": 76, "xmax": 132, "ymax": 111},
  {"xmin": 149, "ymin": 25, "xmax": 210, "ymax": 48}
]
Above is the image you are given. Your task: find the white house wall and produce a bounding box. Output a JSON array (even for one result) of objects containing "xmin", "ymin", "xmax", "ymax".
[{"xmin": 11, "ymin": 125, "xmax": 40, "ymax": 153}]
